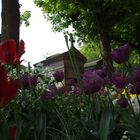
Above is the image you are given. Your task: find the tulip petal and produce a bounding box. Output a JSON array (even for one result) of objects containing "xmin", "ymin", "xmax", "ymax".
[
  {"xmin": 0, "ymin": 65, "xmax": 8, "ymax": 95},
  {"xmin": 0, "ymin": 40, "xmax": 16, "ymax": 64}
]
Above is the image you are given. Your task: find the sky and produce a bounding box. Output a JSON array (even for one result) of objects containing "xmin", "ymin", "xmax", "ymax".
[{"xmin": 0, "ymin": 0, "xmax": 69, "ymax": 66}]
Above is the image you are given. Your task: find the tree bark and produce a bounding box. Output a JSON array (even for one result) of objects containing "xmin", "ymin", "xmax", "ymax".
[
  {"xmin": 99, "ymin": 31, "xmax": 114, "ymax": 76},
  {"xmin": 1, "ymin": 0, "xmax": 20, "ymax": 47}
]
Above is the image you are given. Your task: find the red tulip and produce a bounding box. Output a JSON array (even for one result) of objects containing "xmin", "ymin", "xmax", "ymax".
[
  {"xmin": 0, "ymin": 65, "xmax": 19, "ymax": 108},
  {"xmin": 10, "ymin": 125, "xmax": 17, "ymax": 140},
  {"xmin": 0, "ymin": 39, "xmax": 25, "ymax": 65}
]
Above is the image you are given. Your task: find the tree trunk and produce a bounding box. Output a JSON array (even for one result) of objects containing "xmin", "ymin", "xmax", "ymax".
[
  {"xmin": 1, "ymin": 0, "xmax": 20, "ymax": 47},
  {"xmin": 99, "ymin": 31, "xmax": 114, "ymax": 76}
]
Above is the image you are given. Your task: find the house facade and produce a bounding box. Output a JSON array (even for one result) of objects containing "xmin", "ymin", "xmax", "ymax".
[{"xmin": 34, "ymin": 47, "xmax": 102, "ymax": 82}]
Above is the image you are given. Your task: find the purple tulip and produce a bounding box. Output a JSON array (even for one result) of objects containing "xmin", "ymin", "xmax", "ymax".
[
  {"xmin": 65, "ymin": 86, "xmax": 72, "ymax": 93},
  {"xmin": 117, "ymin": 97, "xmax": 128, "ymax": 108},
  {"xmin": 73, "ymin": 86, "xmax": 81, "ymax": 94},
  {"xmin": 42, "ymin": 84, "xmax": 58, "ymax": 101},
  {"xmin": 133, "ymin": 66, "xmax": 140, "ymax": 82},
  {"xmin": 68, "ymin": 86, "xmax": 81, "ymax": 95},
  {"xmin": 58, "ymin": 86, "xmax": 66, "ymax": 94},
  {"xmin": 48, "ymin": 84, "xmax": 58, "ymax": 94},
  {"xmin": 130, "ymin": 81, "xmax": 140, "ymax": 94},
  {"xmin": 19, "ymin": 74, "xmax": 38, "ymax": 90},
  {"xmin": 111, "ymin": 44, "xmax": 130, "ymax": 64},
  {"xmin": 83, "ymin": 71, "xmax": 93, "ymax": 79},
  {"xmin": 53, "ymin": 71, "xmax": 64, "ymax": 82},
  {"xmin": 130, "ymin": 86, "xmax": 138, "ymax": 94},
  {"xmin": 66, "ymin": 78, "xmax": 77, "ymax": 86},
  {"xmin": 42, "ymin": 91, "xmax": 56, "ymax": 101},
  {"xmin": 82, "ymin": 71, "xmax": 103, "ymax": 94},
  {"xmin": 95, "ymin": 67, "xmax": 107, "ymax": 79},
  {"xmin": 110, "ymin": 73, "xmax": 129, "ymax": 89}
]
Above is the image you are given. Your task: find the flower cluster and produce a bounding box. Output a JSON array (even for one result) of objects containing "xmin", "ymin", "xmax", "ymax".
[
  {"xmin": 19, "ymin": 74, "xmax": 38, "ymax": 90},
  {"xmin": 1, "ymin": 40, "xmax": 140, "ymax": 140},
  {"xmin": 111, "ymin": 43, "xmax": 140, "ymax": 109},
  {"xmin": 0, "ymin": 39, "xmax": 25, "ymax": 108},
  {"xmin": 43, "ymin": 68, "xmax": 107, "ymax": 101}
]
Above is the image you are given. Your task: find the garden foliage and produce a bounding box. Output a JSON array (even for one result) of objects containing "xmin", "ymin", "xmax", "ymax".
[{"xmin": 0, "ymin": 39, "xmax": 140, "ymax": 140}]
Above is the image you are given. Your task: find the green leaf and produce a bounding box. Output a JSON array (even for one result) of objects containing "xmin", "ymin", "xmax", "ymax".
[
  {"xmin": 18, "ymin": 121, "xmax": 33, "ymax": 140},
  {"xmin": 121, "ymin": 110, "xmax": 140, "ymax": 139},
  {"xmin": 0, "ymin": 120, "xmax": 10, "ymax": 140},
  {"xmin": 99, "ymin": 109, "xmax": 112, "ymax": 140},
  {"xmin": 34, "ymin": 111, "xmax": 47, "ymax": 140}
]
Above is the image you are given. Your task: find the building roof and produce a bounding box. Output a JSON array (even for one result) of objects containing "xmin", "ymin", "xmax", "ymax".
[
  {"xmin": 34, "ymin": 46, "xmax": 87, "ymax": 67},
  {"xmin": 84, "ymin": 59, "xmax": 103, "ymax": 70}
]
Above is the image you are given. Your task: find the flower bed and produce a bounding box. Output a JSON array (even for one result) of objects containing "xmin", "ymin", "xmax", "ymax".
[{"xmin": 0, "ymin": 40, "xmax": 140, "ymax": 140}]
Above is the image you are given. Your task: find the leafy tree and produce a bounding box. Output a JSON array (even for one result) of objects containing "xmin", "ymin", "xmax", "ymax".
[
  {"xmin": 111, "ymin": 9, "xmax": 140, "ymax": 55},
  {"xmin": 80, "ymin": 42, "xmax": 101, "ymax": 61},
  {"xmin": 34, "ymin": 0, "xmax": 140, "ymax": 74}
]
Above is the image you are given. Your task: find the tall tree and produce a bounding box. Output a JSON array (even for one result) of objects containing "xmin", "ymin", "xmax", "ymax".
[
  {"xmin": 1, "ymin": 0, "xmax": 20, "ymax": 47},
  {"xmin": 34, "ymin": 0, "xmax": 140, "ymax": 75}
]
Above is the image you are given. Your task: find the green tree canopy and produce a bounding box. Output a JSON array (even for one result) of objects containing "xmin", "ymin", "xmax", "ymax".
[
  {"xmin": 80, "ymin": 42, "xmax": 101, "ymax": 61},
  {"xmin": 34, "ymin": 0, "xmax": 140, "ymax": 74}
]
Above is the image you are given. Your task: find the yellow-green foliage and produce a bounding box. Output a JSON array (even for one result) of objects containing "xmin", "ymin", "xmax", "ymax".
[{"xmin": 80, "ymin": 42, "xmax": 101, "ymax": 61}]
